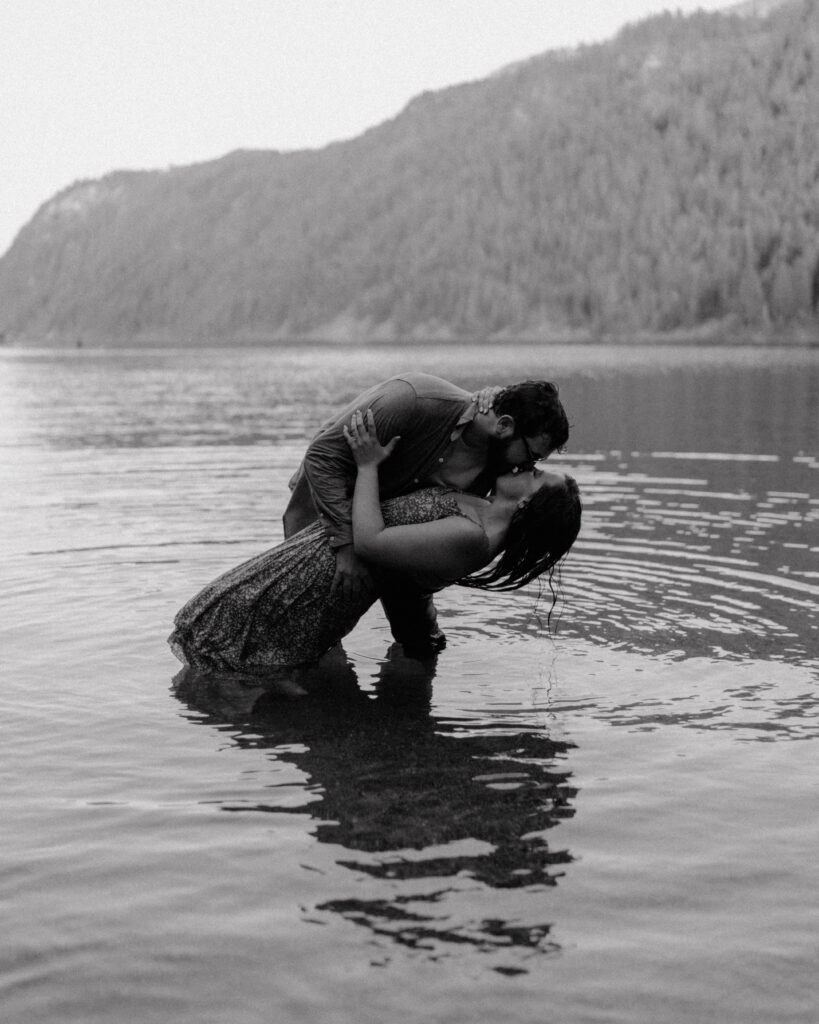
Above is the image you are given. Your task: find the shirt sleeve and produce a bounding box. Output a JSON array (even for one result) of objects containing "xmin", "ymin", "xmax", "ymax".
[{"xmin": 301, "ymin": 378, "xmax": 418, "ymax": 548}]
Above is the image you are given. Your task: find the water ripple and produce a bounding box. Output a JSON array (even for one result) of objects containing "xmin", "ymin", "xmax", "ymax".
[{"xmin": 553, "ymin": 456, "xmax": 819, "ymax": 665}]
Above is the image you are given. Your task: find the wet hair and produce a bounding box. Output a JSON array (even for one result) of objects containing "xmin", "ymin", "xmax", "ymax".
[
  {"xmin": 493, "ymin": 380, "xmax": 569, "ymax": 453},
  {"xmin": 459, "ymin": 474, "xmax": 581, "ymax": 592}
]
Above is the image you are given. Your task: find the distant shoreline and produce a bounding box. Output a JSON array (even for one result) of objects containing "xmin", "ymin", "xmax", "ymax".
[{"xmin": 2, "ymin": 329, "xmax": 817, "ymax": 350}]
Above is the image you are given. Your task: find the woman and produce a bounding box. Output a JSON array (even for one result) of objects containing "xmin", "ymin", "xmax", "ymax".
[{"xmin": 169, "ymin": 409, "xmax": 581, "ymax": 673}]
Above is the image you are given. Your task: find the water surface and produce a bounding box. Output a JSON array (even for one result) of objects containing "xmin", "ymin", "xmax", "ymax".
[{"xmin": 1, "ymin": 344, "xmax": 818, "ymax": 1023}]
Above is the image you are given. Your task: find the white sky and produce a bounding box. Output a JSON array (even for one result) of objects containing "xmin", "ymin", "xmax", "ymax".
[{"xmin": 1, "ymin": 0, "xmax": 735, "ymax": 256}]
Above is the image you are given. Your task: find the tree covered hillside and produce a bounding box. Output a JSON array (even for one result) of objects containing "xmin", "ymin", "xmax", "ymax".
[{"xmin": 1, "ymin": 0, "xmax": 818, "ymax": 344}]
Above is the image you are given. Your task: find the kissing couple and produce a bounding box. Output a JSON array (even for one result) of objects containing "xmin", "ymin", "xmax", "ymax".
[{"xmin": 169, "ymin": 372, "xmax": 581, "ymax": 676}]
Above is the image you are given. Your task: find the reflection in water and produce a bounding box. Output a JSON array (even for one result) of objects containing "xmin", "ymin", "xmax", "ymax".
[{"xmin": 172, "ymin": 644, "xmax": 575, "ymax": 962}]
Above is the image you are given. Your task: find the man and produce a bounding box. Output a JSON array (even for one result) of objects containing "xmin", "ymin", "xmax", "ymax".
[{"xmin": 283, "ymin": 372, "xmax": 569, "ymax": 655}]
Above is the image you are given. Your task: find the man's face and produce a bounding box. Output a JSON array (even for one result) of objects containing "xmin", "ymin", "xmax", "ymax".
[{"xmin": 495, "ymin": 431, "xmax": 553, "ymax": 474}]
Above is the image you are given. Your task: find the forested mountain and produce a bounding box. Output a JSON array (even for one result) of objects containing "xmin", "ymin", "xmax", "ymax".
[{"xmin": 2, "ymin": 0, "xmax": 818, "ymax": 344}]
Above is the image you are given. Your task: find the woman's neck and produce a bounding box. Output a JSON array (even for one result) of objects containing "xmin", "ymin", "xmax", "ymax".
[{"xmin": 455, "ymin": 492, "xmax": 516, "ymax": 554}]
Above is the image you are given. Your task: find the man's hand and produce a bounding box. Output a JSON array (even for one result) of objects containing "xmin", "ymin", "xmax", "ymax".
[
  {"xmin": 471, "ymin": 386, "xmax": 502, "ymax": 414},
  {"xmin": 331, "ymin": 543, "xmax": 373, "ymax": 601}
]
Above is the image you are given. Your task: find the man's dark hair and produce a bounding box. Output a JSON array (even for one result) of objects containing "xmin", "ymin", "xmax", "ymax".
[{"xmin": 494, "ymin": 380, "xmax": 569, "ymax": 453}]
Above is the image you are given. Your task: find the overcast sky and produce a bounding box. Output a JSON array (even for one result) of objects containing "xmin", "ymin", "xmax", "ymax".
[{"xmin": 2, "ymin": 0, "xmax": 736, "ymax": 256}]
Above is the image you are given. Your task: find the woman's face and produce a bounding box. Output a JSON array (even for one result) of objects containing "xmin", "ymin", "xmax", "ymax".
[{"xmin": 495, "ymin": 466, "xmax": 566, "ymax": 503}]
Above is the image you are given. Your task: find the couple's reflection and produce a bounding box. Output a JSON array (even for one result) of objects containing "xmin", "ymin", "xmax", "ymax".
[{"xmin": 172, "ymin": 643, "xmax": 576, "ymax": 960}]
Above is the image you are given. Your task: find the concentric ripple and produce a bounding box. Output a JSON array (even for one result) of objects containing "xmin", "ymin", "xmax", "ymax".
[{"xmin": 550, "ymin": 451, "xmax": 819, "ymax": 665}]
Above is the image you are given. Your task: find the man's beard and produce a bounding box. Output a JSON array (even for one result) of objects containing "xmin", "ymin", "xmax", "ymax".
[{"xmin": 486, "ymin": 435, "xmax": 517, "ymax": 476}]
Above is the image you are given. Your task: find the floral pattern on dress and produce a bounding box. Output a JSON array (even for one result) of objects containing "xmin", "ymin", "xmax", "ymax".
[{"xmin": 168, "ymin": 487, "xmax": 470, "ymax": 672}]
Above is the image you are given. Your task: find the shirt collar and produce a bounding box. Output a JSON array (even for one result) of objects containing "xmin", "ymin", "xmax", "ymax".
[{"xmin": 450, "ymin": 398, "xmax": 478, "ymax": 441}]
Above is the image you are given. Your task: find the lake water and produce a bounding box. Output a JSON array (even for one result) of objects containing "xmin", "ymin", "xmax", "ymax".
[{"xmin": 1, "ymin": 343, "xmax": 818, "ymax": 1023}]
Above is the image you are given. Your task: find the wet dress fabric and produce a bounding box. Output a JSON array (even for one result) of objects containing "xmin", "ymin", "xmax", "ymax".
[{"xmin": 169, "ymin": 488, "xmax": 479, "ymax": 672}]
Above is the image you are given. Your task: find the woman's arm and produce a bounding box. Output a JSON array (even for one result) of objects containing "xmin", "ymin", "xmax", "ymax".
[
  {"xmin": 297, "ymin": 378, "xmax": 418, "ymax": 547},
  {"xmin": 344, "ymin": 409, "xmax": 488, "ymax": 581}
]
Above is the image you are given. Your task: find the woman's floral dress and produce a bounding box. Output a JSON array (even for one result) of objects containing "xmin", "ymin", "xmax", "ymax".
[{"xmin": 168, "ymin": 488, "xmax": 472, "ymax": 672}]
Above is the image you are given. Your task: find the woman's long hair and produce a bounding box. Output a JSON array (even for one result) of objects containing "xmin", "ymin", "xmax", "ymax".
[{"xmin": 459, "ymin": 474, "xmax": 581, "ymax": 592}]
